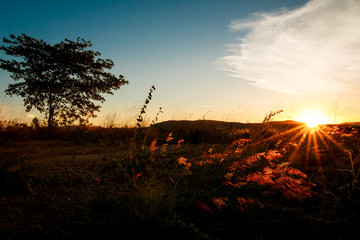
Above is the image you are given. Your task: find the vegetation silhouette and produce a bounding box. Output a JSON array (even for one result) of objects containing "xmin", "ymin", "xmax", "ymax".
[
  {"xmin": 1, "ymin": 111, "xmax": 360, "ymax": 239},
  {"xmin": 0, "ymin": 34, "xmax": 128, "ymax": 127}
]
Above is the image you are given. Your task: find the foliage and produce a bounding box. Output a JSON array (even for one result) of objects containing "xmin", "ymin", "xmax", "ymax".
[
  {"xmin": 2, "ymin": 113, "xmax": 360, "ymax": 239},
  {"xmin": 0, "ymin": 34, "xmax": 128, "ymax": 127}
]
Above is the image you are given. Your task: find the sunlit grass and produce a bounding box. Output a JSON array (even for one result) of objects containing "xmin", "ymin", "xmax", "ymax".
[{"xmin": 1, "ymin": 107, "xmax": 360, "ymax": 239}]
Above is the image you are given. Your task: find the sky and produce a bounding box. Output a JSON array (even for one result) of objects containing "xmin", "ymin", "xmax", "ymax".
[{"xmin": 1, "ymin": 0, "xmax": 360, "ymax": 126}]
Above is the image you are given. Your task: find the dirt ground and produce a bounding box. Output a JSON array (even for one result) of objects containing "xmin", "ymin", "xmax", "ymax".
[{"xmin": 0, "ymin": 140, "xmax": 127, "ymax": 177}]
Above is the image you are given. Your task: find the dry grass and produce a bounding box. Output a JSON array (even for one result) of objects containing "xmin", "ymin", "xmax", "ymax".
[{"xmin": 0, "ymin": 120, "xmax": 360, "ymax": 239}]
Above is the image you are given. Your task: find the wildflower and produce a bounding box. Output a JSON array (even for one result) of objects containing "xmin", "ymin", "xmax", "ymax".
[
  {"xmin": 206, "ymin": 158, "xmax": 215, "ymax": 164},
  {"xmin": 227, "ymin": 161, "xmax": 238, "ymax": 172},
  {"xmin": 234, "ymin": 147, "xmax": 243, "ymax": 154},
  {"xmin": 236, "ymin": 197, "xmax": 261, "ymax": 211},
  {"xmin": 184, "ymin": 162, "xmax": 192, "ymax": 175},
  {"xmin": 175, "ymin": 139, "xmax": 184, "ymax": 148},
  {"xmin": 212, "ymin": 197, "xmax": 228, "ymax": 210},
  {"xmin": 161, "ymin": 143, "xmax": 168, "ymax": 156},
  {"xmin": 150, "ymin": 139, "xmax": 157, "ymax": 152},
  {"xmin": 228, "ymin": 152, "xmax": 265, "ymax": 172},
  {"xmin": 243, "ymin": 163, "xmax": 315, "ymax": 201},
  {"xmin": 197, "ymin": 160, "xmax": 205, "ymax": 166},
  {"xmin": 237, "ymin": 197, "xmax": 246, "ymax": 211},
  {"xmin": 232, "ymin": 138, "xmax": 249, "ymax": 147},
  {"xmin": 285, "ymin": 167, "xmax": 307, "ymax": 178},
  {"xmin": 223, "ymin": 139, "xmax": 248, "ymax": 156},
  {"xmin": 166, "ymin": 132, "xmax": 173, "ymax": 143},
  {"xmin": 177, "ymin": 157, "xmax": 188, "ymax": 165},
  {"xmin": 273, "ymin": 176, "xmax": 314, "ymax": 201},
  {"xmin": 150, "ymin": 139, "xmax": 157, "ymax": 161},
  {"xmin": 246, "ymin": 171, "xmax": 275, "ymax": 185},
  {"xmin": 244, "ymin": 153, "xmax": 263, "ymax": 165},
  {"xmin": 265, "ymin": 150, "xmax": 283, "ymax": 162},
  {"xmin": 224, "ymin": 172, "xmax": 234, "ymax": 180},
  {"xmin": 263, "ymin": 167, "xmax": 273, "ymax": 175},
  {"xmin": 233, "ymin": 181, "xmax": 247, "ymax": 188},
  {"xmin": 220, "ymin": 179, "xmax": 233, "ymax": 186}
]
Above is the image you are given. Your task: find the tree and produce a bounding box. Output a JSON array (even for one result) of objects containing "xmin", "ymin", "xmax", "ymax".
[{"xmin": 0, "ymin": 34, "xmax": 128, "ymax": 127}]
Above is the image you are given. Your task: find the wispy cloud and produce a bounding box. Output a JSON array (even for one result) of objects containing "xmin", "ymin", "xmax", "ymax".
[{"xmin": 220, "ymin": 0, "xmax": 360, "ymax": 95}]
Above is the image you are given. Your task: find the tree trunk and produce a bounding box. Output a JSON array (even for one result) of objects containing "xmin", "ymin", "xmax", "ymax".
[{"xmin": 48, "ymin": 92, "xmax": 54, "ymax": 128}]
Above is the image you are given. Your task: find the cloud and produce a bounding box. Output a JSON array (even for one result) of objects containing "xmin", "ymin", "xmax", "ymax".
[{"xmin": 220, "ymin": 0, "xmax": 360, "ymax": 95}]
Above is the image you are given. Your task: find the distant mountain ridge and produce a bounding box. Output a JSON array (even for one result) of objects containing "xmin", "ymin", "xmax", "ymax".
[
  {"xmin": 151, "ymin": 119, "xmax": 303, "ymax": 131},
  {"xmin": 151, "ymin": 120, "xmax": 360, "ymax": 132}
]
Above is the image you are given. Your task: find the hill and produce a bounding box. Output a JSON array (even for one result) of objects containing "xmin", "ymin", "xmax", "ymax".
[{"xmin": 151, "ymin": 119, "xmax": 304, "ymax": 132}]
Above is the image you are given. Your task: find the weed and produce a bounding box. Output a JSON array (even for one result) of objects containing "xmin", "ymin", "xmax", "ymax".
[
  {"xmin": 117, "ymin": 112, "xmax": 317, "ymax": 239},
  {"xmin": 136, "ymin": 85, "xmax": 156, "ymax": 129},
  {"xmin": 2, "ymin": 109, "xmax": 360, "ymax": 239},
  {"xmin": 339, "ymin": 149, "xmax": 360, "ymax": 199},
  {"xmin": 250, "ymin": 110, "xmax": 283, "ymax": 142},
  {"xmin": 102, "ymin": 112, "xmax": 118, "ymax": 129}
]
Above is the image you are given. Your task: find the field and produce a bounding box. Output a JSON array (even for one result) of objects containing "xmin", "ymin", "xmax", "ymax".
[{"xmin": 1, "ymin": 120, "xmax": 360, "ymax": 239}]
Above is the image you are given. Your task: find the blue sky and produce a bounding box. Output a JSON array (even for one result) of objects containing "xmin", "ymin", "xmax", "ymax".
[{"xmin": 1, "ymin": 0, "xmax": 360, "ymax": 125}]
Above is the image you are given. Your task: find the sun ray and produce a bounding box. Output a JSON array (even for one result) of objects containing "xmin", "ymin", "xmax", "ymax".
[
  {"xmin": 312, "ymin": 130, "xmax": 323, "ymax": 175},
  {"xmin": 286, "ymin": 126, "xmax": 308, "ymax": 146},
  {"xmin": 241, "ymin": 119, "xmax": 349, "ymax": 177},
  {"xmin": 305, "ymin": 130, "xmax": 312, "ymax": 171},
  {"xmin": 279, "ymin": 126, "xmax": 308, "ymax": 154},
  {"xmin": 247, "ymin": 125, "xmax": 305, "ymax": 148},
  {"xmin": 288, "ymin": 128, "xmax": 309, "ymax": 163},
  {"xmin": 316, "ymin": 129, "xmax": 338, "ymax": 162},
  {"xmin": 318, "ymin": 128, "xmax": 348, "ymax": 153}
]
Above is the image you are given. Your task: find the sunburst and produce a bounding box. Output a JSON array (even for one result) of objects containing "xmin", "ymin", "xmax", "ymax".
[
  {"xmin": 295, "ymin": 109, "xmax": 328, "ymax": 128},
  {"xmin": 249, "ymin": 114, "xmax": 348, "ymax": 176}
]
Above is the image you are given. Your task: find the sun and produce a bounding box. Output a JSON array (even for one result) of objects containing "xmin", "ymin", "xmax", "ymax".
[{"xmin": 295, "ymin": 109, "xmax": 328, "ymax": 128}]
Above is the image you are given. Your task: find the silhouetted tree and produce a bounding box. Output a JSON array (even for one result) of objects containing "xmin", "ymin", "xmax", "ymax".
[{"xmin": 0, "ymin": 34, "xmax": 128, "ymax": 127}]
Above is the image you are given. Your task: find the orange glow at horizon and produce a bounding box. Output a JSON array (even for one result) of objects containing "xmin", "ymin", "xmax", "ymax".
[{"xmin": 294, "ymin": 109, "xmax": 329, "ymax": 128}]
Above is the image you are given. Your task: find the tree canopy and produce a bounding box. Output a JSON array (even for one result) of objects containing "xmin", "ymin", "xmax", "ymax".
[{"xmin": 0, "ymin": 34, "xmax": 128, "ymax": 127}]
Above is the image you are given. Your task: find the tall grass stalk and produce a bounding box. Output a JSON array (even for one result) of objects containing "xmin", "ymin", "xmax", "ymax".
[
  {"xmin": 345, "ymin": 149, "xmax": 360, "ymax": 199},
  {"xmin": 122, "ymin": 85, "xmax": 163, "ymax": 181},
  {"xmin": 250, "ymin": 110, "xmax": 283, "ymax": 143}
]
